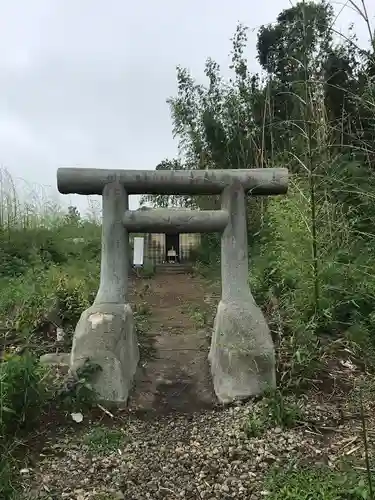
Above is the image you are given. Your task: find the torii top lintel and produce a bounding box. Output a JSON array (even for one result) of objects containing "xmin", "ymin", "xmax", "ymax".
[{"xmin": 57, "ymin": 167, "xmax": 288, "ymax": 196}]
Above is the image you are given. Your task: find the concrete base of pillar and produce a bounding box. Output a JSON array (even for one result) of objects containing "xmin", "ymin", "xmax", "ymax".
[
  {"xmin": 70, "ymin": 303, "xmax": 139, "ymax": 404},
  {"xmin": 208, "ymin": 299, "xmax": 276, "ymax": 403}
]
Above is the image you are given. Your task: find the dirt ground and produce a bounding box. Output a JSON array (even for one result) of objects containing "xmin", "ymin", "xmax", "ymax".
[
  {"xmin": 127, "ymin": 272, "xmax": 221, "ymax": 413},
  {"xmin": 18, "ymin": 271, "xmax": 375, "ymax": 499}
]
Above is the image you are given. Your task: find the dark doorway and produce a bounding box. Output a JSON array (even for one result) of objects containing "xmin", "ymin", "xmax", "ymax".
[{"xmin": 165, "ymin": 233, "xmax": 180, "ymax": 263}]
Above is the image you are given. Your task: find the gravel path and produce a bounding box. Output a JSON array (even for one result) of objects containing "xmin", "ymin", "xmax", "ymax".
[{"xmin": 20, "ymin": 390, "xmax": 374, "ymax": 500}]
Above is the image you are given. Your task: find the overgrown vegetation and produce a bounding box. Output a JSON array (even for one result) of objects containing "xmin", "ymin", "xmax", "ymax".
[
  {"xmin": 142, "ymin": 0, "xmax": 375, "ymax": 495},
  {"xmin": 143, "ymin": 0, "xmax": 375, "ymax": 386},
  {"xmin": 265, "ymin": 465, "xmax": 373, "ymax": 500},
  {"xmin": 0, "ymin": 171, "xmax": 104, "ymax": 497},
  {"xmin": 243, "ymin": 389, "xmax": 302, "ymax": 438},
  {"xmin": 0, "ymin": 168, "xmax": 159, "ymax": 497},
  {"xmin": 0, "ymin": 352, "xmax": 101, "ymax": 497}
]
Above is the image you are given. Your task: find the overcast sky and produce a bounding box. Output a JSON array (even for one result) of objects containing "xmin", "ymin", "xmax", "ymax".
[{"xmin": 0, "ymin": 0, "xmax": 373, "ymax": 213}]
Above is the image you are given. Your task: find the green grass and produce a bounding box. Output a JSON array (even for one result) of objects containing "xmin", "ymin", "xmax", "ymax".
[
  {"xmin": 186, "ymin": 305, "xmax": 208, "ymax": 328},
  {"xmin": 243, "ymin": 389, "xmax": 302, "ymax": 438},
  {"xmin": 265, "ymin": 465, "xmax": 372, "ymax": 500},
  {"xmin": 133, "ymin": 298, "xmax": 157, "ymax": 361},
  {"xmin": 83, "ymin": 426, "xmax": 128, "ymax": 454}
]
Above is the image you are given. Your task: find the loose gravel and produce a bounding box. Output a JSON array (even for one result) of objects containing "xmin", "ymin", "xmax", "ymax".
[{"xmin": 19, "ymin": 391, "xmax": 374, "ymax": 500}]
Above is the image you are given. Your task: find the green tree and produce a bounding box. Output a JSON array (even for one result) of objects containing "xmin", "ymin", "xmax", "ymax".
[
  {"xmin": 162, "ymin": 0, "xmax": 375, "ymax": 343},
  {"xmin": 140, "ymin": 158, "xmax": 193, "ymax": 208}
]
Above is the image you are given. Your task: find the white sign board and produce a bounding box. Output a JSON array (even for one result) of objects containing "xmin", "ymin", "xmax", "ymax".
[{"xmin": 133, "ymin": 237, "xmax": 144, "ymax": 267}]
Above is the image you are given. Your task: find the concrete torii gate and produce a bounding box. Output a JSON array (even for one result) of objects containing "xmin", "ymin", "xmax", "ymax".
[{"xmin": 57, "ymin": 167, "xmax": 288, "ymax": 404}]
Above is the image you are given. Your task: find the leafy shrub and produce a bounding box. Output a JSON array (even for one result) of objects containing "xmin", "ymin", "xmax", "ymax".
[
  {"xmin": 264, "ymin": 389, "xmax": 302, "ymax": 429},
  {"xmin": 0, "ymin": 222, "xmax": 100, "ymax": 280},
  {"xmin": 0, "ymin": 452, "xmax": 18, "ymax": 500},
  {"xmin": 185, "ymin": 304, "xmax": 208, "ymax": 328},
  {"xmin": 138, "ymin": 261, "xmax": 155, "ymax": 278},
  {"xmin": 0, "ymin": 352, "xmax": 47, "ymax": 437},
  {"xmin": 0, "ymin": 352, "xmax": 102, "ymax": 499},
  {"xmin": 243, "ymin": 415, "xmax": 265, "ymax": 438},
  {"xmin": 0, "ymin": 261, "xmax": 99, "ymax": 351},
  {"xmin": 0, "ymin": 352, "xmax": 102, "ymax": 438},
  {"xmin": 54, "ymin": 263, "xmax": 99, "ymax": 328},
  {"xmin": 189, "ymin": 234, "xmax": 220, "ymax": 268},
  {"xmin": 52, "ymin": 359, "xmax": 101, "ymax": 412},
  {"xmin": 243, "ymin": 389, "xmax": 302, "ymax": 437},
  {"xmin": 249, "ymin": 177, "xmax": 375, "ymax": 386}
]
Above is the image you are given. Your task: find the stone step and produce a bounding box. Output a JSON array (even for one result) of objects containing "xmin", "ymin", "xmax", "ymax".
[{"xmin": 155, "ymin": 264, "xmax": 193, "ymax": 274}]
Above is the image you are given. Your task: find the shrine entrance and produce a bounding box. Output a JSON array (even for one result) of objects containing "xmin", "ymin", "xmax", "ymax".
[
  {"xmin": 165, "ymin": 233, "xmax": 180, "ymax": 263},
  {"xmin": 56, "ymin": 166, "xmax": 288, "ymax": 404}
]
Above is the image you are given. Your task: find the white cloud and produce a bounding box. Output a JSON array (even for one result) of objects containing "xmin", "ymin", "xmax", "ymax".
[{"xmin": 0, "ymin": 0, "xmax": 372, "ymax": 213}]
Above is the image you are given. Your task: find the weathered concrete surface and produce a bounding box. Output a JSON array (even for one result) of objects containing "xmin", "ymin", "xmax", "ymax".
[
  {"xmin": 94, "ymin": 182, "xmax": 129, "ymax": 305},
  {"xmin": 57, "ymin": 167, "xmax": 288, "ymax": 196},
  {"xmin": 209, "ymin": 182, "xmax": 276, "ymax": 403},
  {"xmin": 209, "ymin": 300, "xmax": 276, "ymax": 403},
  {"xmin": 220, "ymin": 182, "xmax": 252, "ymax": 303},
  {"xmin": 123, "ymin": 208, "xmax": 229, "ymax": 233},
  {"xmin": 70, "ymin": 303, "xmax": 139, "ymax": 403}
]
